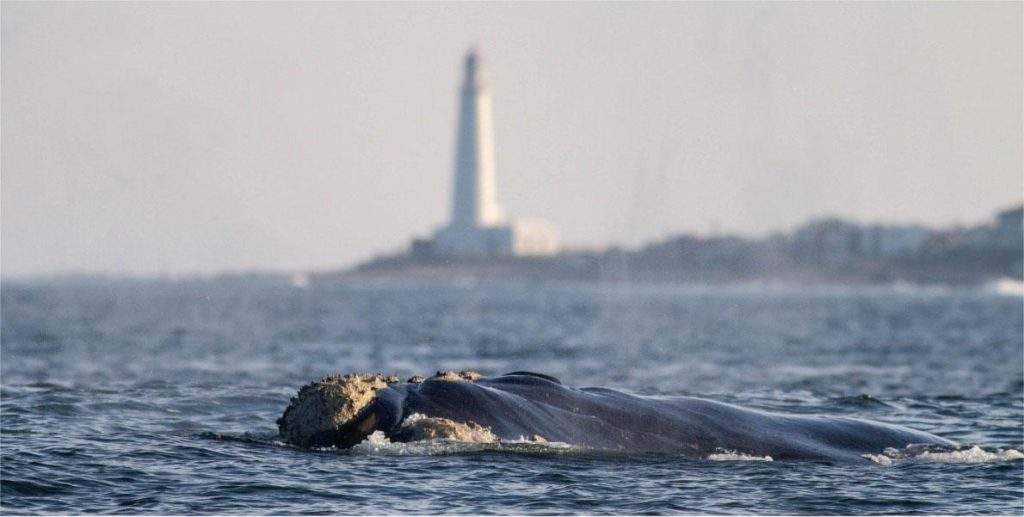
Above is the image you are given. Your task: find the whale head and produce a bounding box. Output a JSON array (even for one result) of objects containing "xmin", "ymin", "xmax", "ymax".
[
  {"xmin": 276, "ymin": 373, "xmax": 403, "ymax": 448},
  {"xmin": 277, "ymin": 370, "xmax": 488, "ymax": 448}
]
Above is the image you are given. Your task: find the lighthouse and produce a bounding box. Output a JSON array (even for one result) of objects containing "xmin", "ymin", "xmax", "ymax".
[
  {"xmin": 450, "ymin": 48, "xmax": 503, "ymax": 228},
  {"xmin": 432, "ymin": 48, "xmax": 559, "ymax": 257}
]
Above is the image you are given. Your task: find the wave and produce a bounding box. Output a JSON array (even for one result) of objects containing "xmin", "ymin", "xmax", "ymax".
[
  {"xmin": 706, "ymin": 450, "xmax": 774, "ymax": 462},
  {"xmin": 862, "ymin": 444, "xmax": 1024, "ymax": 466},
  {"xmin": 828, "ymin": 394, "xmax": 897, "ymax": 410}
]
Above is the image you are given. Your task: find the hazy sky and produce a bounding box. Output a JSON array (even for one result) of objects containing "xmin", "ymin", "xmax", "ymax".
[{"xmin": 2, "ymin": 2, "xmax": 1021, "ymax": 277}]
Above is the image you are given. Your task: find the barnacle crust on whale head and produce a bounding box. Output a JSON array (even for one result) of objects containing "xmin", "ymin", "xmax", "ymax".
[
  {"xmin": 431, "ymin": 370, "xmax": 482, "ymax": 382},
  {"xmin": 399, "ymin": 414, "xmax": 498, "ymax": 443},
  {"xmin": 277, "ymin": 373, "xmax": 398, "ymax": 447}
]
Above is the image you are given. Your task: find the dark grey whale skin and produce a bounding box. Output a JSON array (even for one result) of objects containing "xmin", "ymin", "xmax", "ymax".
[{"xmin": 359, "ymin": 372, "xmax": 954, "ymax": 462}]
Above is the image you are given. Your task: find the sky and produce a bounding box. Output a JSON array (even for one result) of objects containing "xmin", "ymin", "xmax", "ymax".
[{"xmin": 2, "ymin": 2, "xmax": 1021, "ymax": 278}]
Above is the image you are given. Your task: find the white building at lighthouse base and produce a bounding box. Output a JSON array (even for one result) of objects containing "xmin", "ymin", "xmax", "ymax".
[{"xmin": 433, "ymin": 219, "xmax": 559, "ymax": 258}]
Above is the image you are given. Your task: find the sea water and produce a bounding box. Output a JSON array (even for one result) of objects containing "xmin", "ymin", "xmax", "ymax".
[{"xmin": 1, "ymin": 278, "xmax": 1021, "ymax": 514}]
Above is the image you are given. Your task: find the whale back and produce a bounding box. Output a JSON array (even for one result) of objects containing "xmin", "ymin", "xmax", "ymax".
[{"xmin": 392, "ymin": 373, "xmax": 952, "ymax": 461}]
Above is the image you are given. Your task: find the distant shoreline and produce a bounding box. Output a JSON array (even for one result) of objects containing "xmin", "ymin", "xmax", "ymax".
[{"xmin": 345, "ymin": 205, "xmax": 1022, "ymax": 289}]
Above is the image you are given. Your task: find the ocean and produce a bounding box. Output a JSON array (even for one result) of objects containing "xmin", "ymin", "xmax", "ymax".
[{"xmin": 1, "ymin": 278, "xmax": 1022, "ymax": 514}]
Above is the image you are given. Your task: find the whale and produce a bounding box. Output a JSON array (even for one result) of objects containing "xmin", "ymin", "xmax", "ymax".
[{"xmin": 277, "ymin": 371, "xmax": 954, "ymax": 462}]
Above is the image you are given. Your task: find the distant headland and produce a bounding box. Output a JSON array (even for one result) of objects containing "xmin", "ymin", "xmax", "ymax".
[{"xmin": 342, "ymin": 204, "xmax": 1022, "ymax": 286}]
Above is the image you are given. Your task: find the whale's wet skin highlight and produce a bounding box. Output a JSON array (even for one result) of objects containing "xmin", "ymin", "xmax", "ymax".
[{"xmin": 2, "ymin": 280, "xmax": 1022, "ymax": 514}]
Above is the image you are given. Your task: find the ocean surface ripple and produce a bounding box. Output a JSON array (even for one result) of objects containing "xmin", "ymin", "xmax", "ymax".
[{"xmin": 1, "ymin": 279, "xmax": 1022, "ymax": 514}]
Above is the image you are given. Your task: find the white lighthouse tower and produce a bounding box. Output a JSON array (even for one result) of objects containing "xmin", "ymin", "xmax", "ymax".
[
  {"xmin": 433, "ymin": 48, "xmax": 559, "ymax": 257},
  {"xmin": 450, "ymin": 49, "xmax": 503, "ymax": 229}
]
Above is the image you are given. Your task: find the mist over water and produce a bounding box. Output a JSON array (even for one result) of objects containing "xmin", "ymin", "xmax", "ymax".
[{"xmin": 1, "ymin": 278, "xmax": 1022, "ymax": 513}]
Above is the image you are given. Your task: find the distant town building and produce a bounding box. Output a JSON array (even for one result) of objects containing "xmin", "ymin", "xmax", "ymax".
[
  {"xmin": 958, "ymin": 224, "xmax": 997, "ymax": 250},
  {"xmin": 792, "ymin": 218, "xmax": 863, "ymax": 265},
  {"xmin": 862, "ymin": 224, "xmax": 930, "ymax": 257},
  {"xmin": 794, "ymin": 220, "xmax": 938, "ymax": 262},
  {"xmin": 942, "ymin": 205, "xmax": 1024, "ymax": 252},
  {"xmin": 429, "ymin": 48, "xmax": 559, "ymax": 257},
  {"xmin": 994, "ymin": 206, "xmax": 1023, "ymax": 251}
]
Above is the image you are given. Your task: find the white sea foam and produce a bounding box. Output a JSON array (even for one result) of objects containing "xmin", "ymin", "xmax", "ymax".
[
  {"xmin": 348, "ymin": 430, "xmax": 579, "ymax": 456},
  {"xmin": 863, "ymin": 445, "xmax": 1024, "ymax": 466},
  {"xmin": 986, "ymin": 278, "xmax": 1024, "ymax": 297},
  {"xmin": 350, "ymin": 430, "xmax": 488, "ymax": 455},
  {"xmin": 400, "ymin": 413, "xmax": 429, "ymax": 425},
  {"xmin": 707, "ymin": 451, "xmax": 773, "ymax": 462},
  {"xmin": 351, "ymin": 430, "xmax": 391, "ymax": 450}
]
